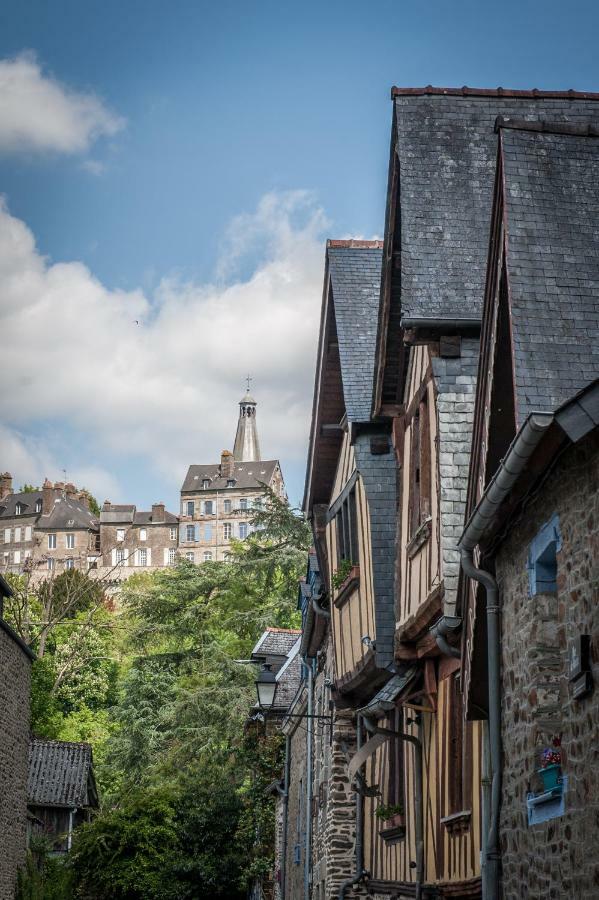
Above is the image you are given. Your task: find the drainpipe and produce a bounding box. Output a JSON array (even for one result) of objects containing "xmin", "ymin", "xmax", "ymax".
[
  {"xmin": 312, "ymin": 594, "xmax": 330, "ymax": 619},
  {"xmin": 302, "ymin": 658, "xmax": 315, "ymax": 900},
  {"xmin": 279, "ymin": 734, "xmax": 291, "ymax": 900},
  {"xmin": 458, "ymin": 412, "xmax": 553, "ymax": 900},
  {"xmin": 338, "ymin": 715, "xmax": 367, "ymax": 900},
  {"xmin": 480, "ymin": 720, "xmax": 491, "ymax": 899},
  {"xmin": 430, "ymin": 615, "xmax": 462, "ymax": 659},
  {"xmin": 67, "ymin": 807, "xmax": 77, "ymax": 851},
  {"xmin": 363, "ymin": 717, "xmax": 424, "ymax": 900}
]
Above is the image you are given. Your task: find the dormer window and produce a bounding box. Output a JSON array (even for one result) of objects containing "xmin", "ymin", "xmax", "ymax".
[
  {"xmin": 15, "ymin": 503, "xmax": 23, "ymax": 515},
  {"xmin": 35, "ymin": 500, "xmax": 42, "ymax": 513},
  {"xmin": 202, "ymin": 479, "xmax": 211, "ymax": 489},
  {"xmin": 226, "ymin": 479, "xmax": 236, "ymax": 488}
]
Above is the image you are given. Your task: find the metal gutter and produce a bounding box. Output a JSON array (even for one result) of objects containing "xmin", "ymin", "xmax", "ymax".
[{"xmin": 401, "ymin": 317, "xmax": 481, "ymax": 330}]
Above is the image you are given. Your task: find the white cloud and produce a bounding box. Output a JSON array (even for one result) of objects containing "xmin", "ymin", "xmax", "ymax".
[
  {"xmin": 80, "ymin": 159, "xmax": 106, "ymax": 176},
  {"xmin": 0, "ymin": 52, "xmax": 124, "ymax": 155},
  {"xmin": 0, "ymin": 192, "xmax": 327, "ymax": 501}
]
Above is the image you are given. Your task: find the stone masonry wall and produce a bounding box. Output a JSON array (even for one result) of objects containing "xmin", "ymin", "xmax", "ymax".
[
  {"xmin": 285, "ymin": 715, "xmax": 308, "ymax": 900},
  {"xmin": 496, "ymin": 430, "xmax": 599, "ymax": 899},
  {"xmin": 0, "ymin": 624, "xmax": 32, "ymax": 900}
]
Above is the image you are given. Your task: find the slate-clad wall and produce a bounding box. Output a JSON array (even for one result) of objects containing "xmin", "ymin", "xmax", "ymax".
[
  {"xmin": 431, "ymin": 337, "xmax": 479, "ymax": 611},
  {"xmin": 354, "ymin": 433, "xmax": 397, "ymax": 669},
  {"xmin": 496, "ymin": 431, "xmax": 599, "ymax": 899},
  {"xmin": 0, "ymin": 624, "xmax": 32, "ymax": 900}
]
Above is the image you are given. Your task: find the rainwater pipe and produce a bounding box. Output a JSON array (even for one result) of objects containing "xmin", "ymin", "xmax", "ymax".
[
  {"xmin": 276, "ymin": 735, "xmax": 291, "ymax": 900},
  {"xmin": 338, "ymin": 715, "xmax": 368, "ymax": 900},
  {"xmin": 458, "ymin": 412, "xmax": 553, "ymax": 900},
  {"xmin": 430, "ymin": 615, "xmax": 461, "ymax": 659},
  {"xmin": 301, "ymin": 658, "xmax": 315, "ymax": 900},
  {"xmin": 363, "ymin": 716, "xmax": 424, "ymax": 900},
  {"xmin": 312, "ymin": 593, "xmax": 330, "ymax": 619}
]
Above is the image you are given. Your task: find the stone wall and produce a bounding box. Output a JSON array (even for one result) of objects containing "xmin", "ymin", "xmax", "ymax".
[
  {"xmin": 496, "ymin": 430, "xmax": 599, "ymax": 899},
  {"xmin": 285, "ymin": 712, "xmax": 308, "ymax": 900},
  {"xmin": 0, "ymin": 623, "xmax": 32, "ymax": 900},
  {"xmin": 100, "ymin": 521, "xmax": 178, "ymax": 568}
]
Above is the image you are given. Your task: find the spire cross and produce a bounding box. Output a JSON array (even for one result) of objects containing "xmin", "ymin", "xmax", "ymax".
[{"xmin": 246, "ymin": 374, "xmax": 253, "ymax": 392}]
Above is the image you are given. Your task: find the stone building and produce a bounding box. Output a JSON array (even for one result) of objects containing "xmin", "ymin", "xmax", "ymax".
[
  {"xmin": 98, "ymin": 501, "xmax": 179, "ymax": 575},
  {"xmin": 0, "ymin": 475, "xmax": 100, "ymax": 577},
  {"xmin": 180, "ymin": 392, "xmax": 286, "ymax": 562},
  {"xmin": 460, "ymin": 121, "xmax": 599, "ymax": 899},
  {"xmin": 0, "ymin": 573, "xmax": 35, "ymax": 899}
]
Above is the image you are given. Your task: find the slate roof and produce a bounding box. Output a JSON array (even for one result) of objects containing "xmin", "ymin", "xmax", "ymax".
[
  {"xmin": 133, "ymin": 510, "xmax": 179, "ymax": 525},
  {"xmin": 28, "ymin": 740, "xmax": 98, "ymax": 809},
  {"xmin": 42, "ymin": 497, "xmax": 98, "ymax": 531},
  {"xmin": 181, "ymin": 460, "xmax": 279, "ymax": 493},
  {"xmin": 273, "ymin": 638, "xmax": 302, "ymax": 710},
  {"xmin": 391, "ymin": 89, "xmax": 599, "ymax": 323},
  {"xmin": 327, "ymin": 242, "xmax": 383, "ymax": 422},
  {"xmin": 0, "ymin": 491, "xmax": 43, "ymax": 518},
  {"xmin": 500, "ymin": 127, "xmax": 599, "ymax": 421},
  {"xmin": 251, "ymin": 627, "xmax": 302, "ymax": 659}
]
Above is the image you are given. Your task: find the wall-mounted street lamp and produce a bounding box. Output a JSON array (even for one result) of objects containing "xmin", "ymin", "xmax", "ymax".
[{"xmin": 254, "ymin": 663, "xmax": 333, "ymax": 723}]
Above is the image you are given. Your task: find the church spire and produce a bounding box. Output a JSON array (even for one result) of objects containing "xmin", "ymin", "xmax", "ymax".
[{"xmin": 233, "ymin": 378, "xmax": 261, "ymax": 462}]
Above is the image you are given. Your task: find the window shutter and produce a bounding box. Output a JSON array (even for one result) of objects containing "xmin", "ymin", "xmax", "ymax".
[
  {"xmin": 147, "ymin": 548, "xmax": 152, "ymax": 566},
  {"xmin": 195, "ymin": 524, "xmax": 200, "ymax": 542},
  {"xmin": 111, "ymin": 549, "xmax": 116, "ymax": 566},
  {"xmin": 163, "ymin": 548, "xmax": 169, "ymax": 566},
  {"xmin": 179, "ymin": 524, "xmax": 187, "ymax": 543}
]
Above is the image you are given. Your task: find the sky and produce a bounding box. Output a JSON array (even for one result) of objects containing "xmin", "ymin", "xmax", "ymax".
[{"xmin": 1, "ymin": 0, "xmax": 599, "ymax": 511}]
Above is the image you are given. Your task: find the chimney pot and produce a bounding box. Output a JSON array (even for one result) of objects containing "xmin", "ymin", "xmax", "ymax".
[{"xmin": 151, "ymin": 502, "xmax": 166, "ymax": 523}]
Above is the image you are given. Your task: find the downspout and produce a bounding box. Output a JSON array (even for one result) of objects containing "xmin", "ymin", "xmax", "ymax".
[
  {"xmin": 302, "ymin": 658, "xmax": 315, "ymax": 900},
  {"xmin": 312, "ymin": 594, "xmax": 330, "ymax": 619},
  {"xmin": 430, "ymin": 615, "xmax": 461, "ymax": 659},
  {"xmin": 458, "ymin": 411, "xmax": 553, "ymax": 900},
  {"xmin": 459, "ymin": 550, "xmax": 500, "ymax": 900},
  {"xmin": 67, "ymin": 807, "xmax": 77, "ymax": 851},
  {"xmin": 279, "ymin": 735, "xmax": 291, "ymax": 900},
  {"xmin": 338, "ymin": 714, "xmax": 367, "ymax": 900},
  {"xmin": 363, "ymin": 717, "xmax": 424, "ymax": 900}
]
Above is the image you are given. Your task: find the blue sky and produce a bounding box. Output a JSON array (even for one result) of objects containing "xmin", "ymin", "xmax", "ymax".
[{"xmin": 1, "ymin": 0, "xmax": 598, "ymax": 510}]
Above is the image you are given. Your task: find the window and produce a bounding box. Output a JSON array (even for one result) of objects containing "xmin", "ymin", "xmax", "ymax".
[
  {"xmin": 202, "ymin": 479, "xmax": 211, "ymax": 489},
  {"xmin": 15, "ymin": 503, "xmax": 23, "ymax": 515},
  {"xmin": 204, "ymin": 501, "xmax": 213, "ymax": 515},
  {"xmin": 47, "ymin": 557, "xmax": 55, "ymax": 571},
  {"xmin": 223, "ymin": 522, "xmax": 232, "ymax": 540},
  {"xmin": 186, "ymin": 551, "xmax": 194, "ymax": 562},
  {"xmin": 204, "ymin": 551, "xmax": 213, "ymax": 561},
  {"xmin": 239, "ymin": 498, "xmax": 248, "ymax": 511},
  {"xmin": 223, "ymin": 499, "xmax": 231, "ymax": 513},
  {"xmin": 528, "ymin": 515, "xmax": 562, "ymax": 595},
  {"xmin": 226, "ymin": 479, "xmax": 235, "ymax": 488},
  {"xmin": 48, "ymin": 534, "xmax": 57, "ymax": 550},
  {"xmin": 169, "ymin": 526, "xmax": 177, "ymax": 541},
  {"xmin": 186, "ymin": 500, "xmax": 194, "ymax": 516},
  {"xmin": 239, "ymin": 522, "xmax": 248, "ymax": 539},
  {"xmin": 186, "ymin": 524, "xmax": 196, "ymax": 542},
  {"xmin": 335, "ymin": 487, "xmax": 359, "ymax": 565},
  {"xmin": 116, "ymin": 548, "xmax": 125, "ymax": 564},
  {"xmin": 66, "ymin": 533, "xmax": 75, "ymax": 549},
  {"xmin": 116, "ymin": 528, "xmax": 125, "ymax": 542},
  {"xmin": 25, "ymin": 526, "xmax": 32, "ymax": 541},
  {"xmin": 139, "ymin": 528, "xmax": 147, "ymax": 541},
  {"xmin": 224, "ymin": 552, "xmax": 232, "ymax": 562},
  {"xmin": 168, "ymin": 547, "xmax": 177, "ymax": 564},
  {"xmin": 14, "ymin": 527, "xmax": 21, "ymax": 543},
  {"xmin": 253, "ymin": 498, "xmax": 262, "ymax": 510},
  {"xmin": 13, "ymin": 550, "xmax": 21, "ymax": 564},
  {"xmin": 3, "ymin": 528, "xmax": 10, "ymax": 543},
  {"xmin": 138, "ymin": 548, "xmax": 148, "ymax": 566},
  {"xmin": 35, "ymin": 499, "xmax": 42, "ymax": 513},
  {"xmin": 204, "ymin": 524, "xmax": 212, "ymax": 542},
  {"xmin": 65, "ymin": 558, "xmax": 74, "ymax": 570},
  {"xmin": 409, "ymin": 394, "xmax": 432, "ymax": 537},
  {"xmin": 384, "ymin": 705, "xmax": 405, "ymax": 818}
]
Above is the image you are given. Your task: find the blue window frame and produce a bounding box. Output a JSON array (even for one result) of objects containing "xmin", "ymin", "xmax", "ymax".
[{"xmin": 527, "ymin": 514, "xmax": 562, "ymax": 596}]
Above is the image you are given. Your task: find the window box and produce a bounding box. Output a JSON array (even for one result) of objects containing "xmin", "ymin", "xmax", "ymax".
[
  {"xmin": 379, "ymin": 813, "xmax": 406, "ymax": 843},
  {"xmin": 333, "ymin": 564, "xmax": 360, "ymax": 608},
  {"xmin": 538, "ymin": 764, "xmax": 561, "ymax": 792},
  {"xmin": 441, "ymin": 810, "xmax": 472, "ymax": 836}
]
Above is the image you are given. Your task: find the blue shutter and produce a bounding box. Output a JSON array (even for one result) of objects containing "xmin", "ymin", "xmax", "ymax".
[
  {"xmin": 195, "ymin": 524, "xmax": 200, "ymax": 542},
  {"xmin": 205, "ymin": 524, "xmax": 212, "ymax": 542},
  {"xmin": 179, "ymin": 524, "xmax": 187, "ymax": 543}
]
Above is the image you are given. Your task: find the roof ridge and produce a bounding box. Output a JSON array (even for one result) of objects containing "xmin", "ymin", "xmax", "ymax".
[
  {"xmin": 391, "ymin": 86, "xmax": 599, "ymax": 101},
  {"xmin": 266, "ymin": 627, "xmax": 302, "ymax": 633},
  {"xmin": 496, "ymin": 116, "xmax": 599, "ymax": 137},
  {"xmin": 327, "ymin": 239, "xmax": 384, "ymax": 249}
]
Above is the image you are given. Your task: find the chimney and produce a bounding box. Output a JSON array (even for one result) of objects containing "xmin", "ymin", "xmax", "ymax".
[
  {"xmin": 78, "ymin": 490, "xmax": 90, "ymax": 509},
  {"xmin": 103, "ymin": 500, "xmax": 112, "ymax": 511},
  {"xmin": 0, "ymin": 472, "xmax": 13, "ymax": 500},
  {"xmin": 221, "ymin": 450, "xmax": 235, "ymax": 479},
  {"xmin": 42, "ymin": 478, "xmax": 55, "ymax": 515},
  {"xmin": 65, "ymin": 482, "xmax": 77, "ymax": 499},
  {"xmin": 151, "ymin": 502, "xmax": 165, "ymax": 523}
]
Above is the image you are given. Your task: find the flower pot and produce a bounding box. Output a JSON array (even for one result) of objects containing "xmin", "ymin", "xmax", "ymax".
[
  {"xmin": 384, "ymin": 813, "xmax": 405, "ymax": 829},
  {"xmin": 379, "ymin": 812, "xmax": 406, "ymax": 843},
  {"xmin": 538, "ymin": 764, "xmax": 561, "ymax": 791}
]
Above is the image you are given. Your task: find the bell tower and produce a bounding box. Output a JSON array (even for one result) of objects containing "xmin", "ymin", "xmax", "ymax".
[{"xmin": 233, "ymin": 377, "xmax": 262, "ymax": 462}]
